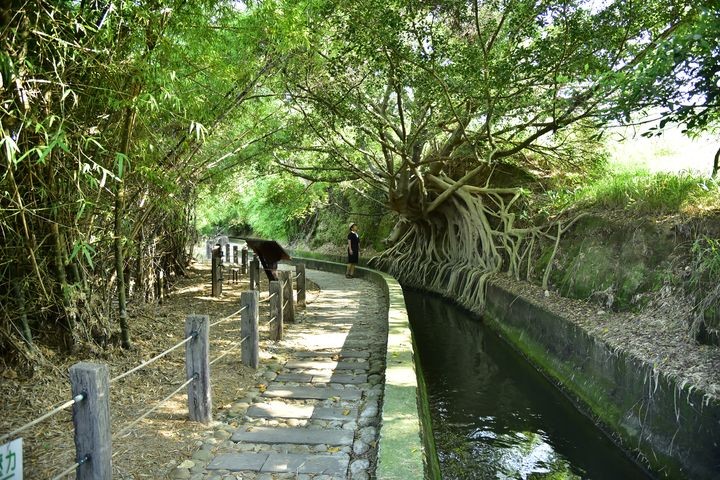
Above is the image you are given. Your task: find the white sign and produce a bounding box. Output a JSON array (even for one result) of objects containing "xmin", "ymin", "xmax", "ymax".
[{"xmin": 0, "ymin": 438, "xmax": 22, "ymax": 480}]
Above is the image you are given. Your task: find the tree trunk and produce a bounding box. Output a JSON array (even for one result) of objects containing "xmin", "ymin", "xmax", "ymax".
[
  {"xmin": 712, "ymin": 145, "xmax": 719, "ymax": 178},
  {"xmin": 136, "ymin": 227, "xmax": 145, "ymax": 303},
  {"xmin": 114, "ymin": 84, "xmax": 140, "ymax": 350},
  {"xmin": 11, "ymin": 268, "xmax": 33, "ymax": 348},
  {"xmin": 115, "ymin": 175, "xmax": 132, "ymax": 349},
  {"xmin": 51, "ymin": 221, "xmax": 79, "ymax": 346}
]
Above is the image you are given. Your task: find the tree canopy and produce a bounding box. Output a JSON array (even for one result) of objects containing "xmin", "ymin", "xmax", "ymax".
[{"xmin": 1, "ymin": 0, "xmax": 718, "ymax": 360}]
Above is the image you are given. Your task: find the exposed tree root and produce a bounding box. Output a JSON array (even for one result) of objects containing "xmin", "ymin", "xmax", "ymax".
[{"xmin": 373, "ymin": 183, "xmax": 581, "ymax": 311}]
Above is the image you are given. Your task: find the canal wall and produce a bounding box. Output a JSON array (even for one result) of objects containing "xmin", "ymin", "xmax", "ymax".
[
  {"xmin": 395, "ymin": 263, "xmax": 720, "ymax": 480},
  {"xmin": 284, "ymin": 255, "xmax": 441, "ymax": 480}
]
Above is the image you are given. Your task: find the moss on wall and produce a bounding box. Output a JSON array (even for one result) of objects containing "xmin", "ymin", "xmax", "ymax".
[{"xmin": 545, "ymin": 215, "xmax": 675, "ymax": 310}]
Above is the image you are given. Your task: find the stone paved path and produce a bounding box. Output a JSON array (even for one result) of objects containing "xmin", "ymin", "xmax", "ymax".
[{"xmin": 171, "ymin": 269, "xmax": 388, "ymax": 480}]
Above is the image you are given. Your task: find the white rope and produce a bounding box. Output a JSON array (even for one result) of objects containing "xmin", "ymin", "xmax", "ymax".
[
  {"xmin": 210, "ymin": 305, "xmax": 248, "ymax": 327},
  {"xmin": 49, "ymin": 457, "xmax": 84, "ymax": 480},
  {"xmin": 111, "ymin": 335, "xmax": 194, "ymax": 384},
  {"xmin": 0, "ymin": 394, "xmax": 84, "ymax": 443},
  {"xmin": 209, "ymin": 336, "xmax": 249, "ymax": 366},
  {"xmin": 283, "ymin": 301, "xmax": 288, "ymax": 309},
  {"xmin": 282, "ymin": 280, "xmax": 288, "ymax": 288},
  {"xmin": 115, "ymin": 376, "xmax": 196, "ymax": 438},
  {"xmin": 267, "ymin": 316, "xmax": 277, "ymax": 324},
  {"xmin": 259, "ymin": 292, "xmax": 277, "ymax": 303}
]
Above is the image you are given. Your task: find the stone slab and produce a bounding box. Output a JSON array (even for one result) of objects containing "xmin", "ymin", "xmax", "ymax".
[
  {"xmin": 276, "ymin": 373, "xmax": 368, "ymax": 385},
  {"xmin": 261, "ymin": 453, "xmax": 349, "ymax": 474},
  {"xmin": 275, "ymin": 373, "xmax": 314, "ymax": 383},
  {"xmin": 303, "ymin": 369, "xmax": 368, "ymax": 376},
  {"xmin": 312, "ymin": 373, "xmax": 368, "ymax": 384},
  {"xmin": 285, "ymin": 360, "xmax": 369, "ymax": 371},
  {"xmin": 293, "ymin": 350, "xmax": 370, "ymax": 359},
  {"xmin": 263, "ymin": 385, "xmax": 362, "ymax": 400},
  {"xmin": 247, "ymin": 402, "xmax": 358, "ymax": 420},
  {"xmin": 207, "ymin": 453, "xmax": 268, "ymax": 471},
  {"xmin": 341, "ymin": 341, "xmax": 383, "ymax": 349},
  {"xmin": 231, "ymin": 426, "xmax": 353, "ymax": 445}
]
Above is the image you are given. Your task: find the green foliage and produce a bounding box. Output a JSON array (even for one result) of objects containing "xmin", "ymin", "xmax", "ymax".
[
  {"xmin": 541, "ymin": 165, "xmax": 720, "ymax": 215},
  {"xmin": 690, "ymin": 236, "xmax": 720, "ymax": 289},
  {"xmin": 197, "ymin": 173, "xmax": 327, "ymax": 240},
  {"xmin": 612, "ymin": 3, "xmax": 720, "ymax": 136},
  {"xmin": 689, "ymin": 236, "xmax": 720, "ymax": 345}
]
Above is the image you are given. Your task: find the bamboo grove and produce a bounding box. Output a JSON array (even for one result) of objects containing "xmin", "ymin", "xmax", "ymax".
[{"xmin": 0, "ymin": 1, "xmax": 285, "ymax": 362}]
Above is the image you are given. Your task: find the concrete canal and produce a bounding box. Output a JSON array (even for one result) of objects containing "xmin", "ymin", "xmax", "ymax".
[{"xmin": 404, "ymin": 288, "xmax": 653, "ymax": 479}]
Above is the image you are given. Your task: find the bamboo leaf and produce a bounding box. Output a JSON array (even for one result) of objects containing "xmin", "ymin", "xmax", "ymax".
[
  {"xmin": 115, "ymin": 152, "xmax": 129, "ymax": 178},
  {"xmin": 1, "ymin": 135, "xmax": 19, "ymax": 164}
]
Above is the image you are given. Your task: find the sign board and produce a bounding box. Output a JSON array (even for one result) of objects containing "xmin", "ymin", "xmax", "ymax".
[{"xmin": 0, "ymin": 438, "xmax": 22, "ymax": 480}]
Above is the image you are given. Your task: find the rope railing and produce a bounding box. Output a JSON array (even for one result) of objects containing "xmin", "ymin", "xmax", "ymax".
[
  {"xmin": 115, "ymin": 375, "xmax": 197, "ymax": 438},
  {"xmin": 209, "ymin": 336, "xmax": 249, "ymax": 366},
  {"xmin": 259, "ymin": 292, "xmax": 277, "ymax": 303},
  {"xmin": 267, "ymin": 316, "xmax": 277, "ymax": 325},
  {"xmin": 0, "ymin": 394, "xmax": 84, "ymax": 443},
  {"xmin": 12, "ymin": 283, "xmax": 270, "ymax": 476},
  {"xmin": 283, "ymin": 301, "xmax": 288, "ymax": 309},
  {"xmin": 282, "ymin": 280, "xmax": 288, "ymax": 288},
  {"xmin": 110, "ymin": 334, "xmax": 195, "ymax": 384},
  {"xmin": 50, "ymin": 454, "xmax": 90, "ymax": 480},
  {"xmin": 209, "ymin": 305, "xmax": 248, "ymax": 328}
]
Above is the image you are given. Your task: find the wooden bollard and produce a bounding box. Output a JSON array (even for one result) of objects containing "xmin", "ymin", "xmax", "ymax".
[
  {"xmin": 240, "ymin": 291, "xmax": 259, "ymax": 368},
  {"xmin": 269, "ymin": 280, "xmax": 283, "ymax": 341},
  {"xmin": 185, "ymin": 315, "xmax": 211, "ymax": 423},
  {"xmin": 279, "ymin": 270, "xmax": 295, "ymax": 324},
  {"xmin": 241, "ymin": 247, "xmax": 248, "ymax": 275},
  {"xmin": 156, "ymin": 268, "xmax": 165, "ymax": 304},
  {"xmin": 205, "ymin": 241, "xmax": 212, "ymax": 261},
  {"xmin": 211, "ymin": 245, "xmax": 222, "ymax": 297},
  {"xmin": 296, "ymin": 264, "xmax": 306, "ymax": 308},
  {"xmin": 249, "ymin": 257, "xmax": 259, "ymax": 290},
  {"xmin": 70, "ymin": 362, "xmax": 112, "ymax": 479}
]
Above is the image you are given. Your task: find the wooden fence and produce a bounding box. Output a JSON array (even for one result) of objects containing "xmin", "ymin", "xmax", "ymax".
[{"xmin": 3, "ymin": 257, "xmax": 307, "ymax": 480}]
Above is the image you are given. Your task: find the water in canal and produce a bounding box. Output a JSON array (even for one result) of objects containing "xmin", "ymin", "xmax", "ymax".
[{"xmin": 403, "ymin": 288, "xmax": 653, "ymax": 480}]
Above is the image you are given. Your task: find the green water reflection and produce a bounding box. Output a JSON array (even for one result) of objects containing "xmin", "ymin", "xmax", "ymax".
[{"xmin": 403, "ymin": 289, "xmax": 652, "ymax": 480}]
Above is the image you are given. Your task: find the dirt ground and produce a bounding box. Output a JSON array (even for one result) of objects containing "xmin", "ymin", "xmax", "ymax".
[{"xmin": 0, "ymin": 262, "xmax": 319, "ymax": 479}]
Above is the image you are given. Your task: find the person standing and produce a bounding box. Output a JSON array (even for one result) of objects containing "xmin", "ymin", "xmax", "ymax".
[{"xmin": 346, "ymin": 223, "xmax": 360, "ymax": 278}]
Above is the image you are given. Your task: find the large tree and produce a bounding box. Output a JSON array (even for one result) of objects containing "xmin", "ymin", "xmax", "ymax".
[{"xmin": 270, "ymin": 0, "xmax": 703, "ymax": 304}]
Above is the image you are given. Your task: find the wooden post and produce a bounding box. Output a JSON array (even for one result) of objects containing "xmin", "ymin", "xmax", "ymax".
[
  {"xmin": 70, "ymin": 362, "xmax": 112, "ymax": 479},
  {"xmin": 233, "ymin": 245, "xmax": 239, "ymax": 264},
  {"xmin": 279, "ymin": 270, "xmax": 295, "ymax": 324},
  {"xmin": 241, "ymin": 247, "xmax": 248, "ymax": 275},
  {"xmin": 241, "ymin": 291, "xmax": 259, "ymax": 368},
  {"xmin": 296, "ymin": 264, "xmax": 306, "ymax": 308},
  {"xmin": 269, "ymin": 280, "xmax": 283, "ymax": 341},
  {"xmin": 157, "ymin": 269, "xmax": 165, "ymax": 305},
  {"xmin": 225, "ymin": 243, "xmax": 231, "ymax": 263},
  {"xmin": 249, "ymin": 256, "xmax": 259, "ymax": 290},
  {"xmin": 185, "ymin": 314, "xmax": 211, "ymax": 423},
  {"xmin": 211, "ymin": 244, "xmax": 222, "ymax": 297}
]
